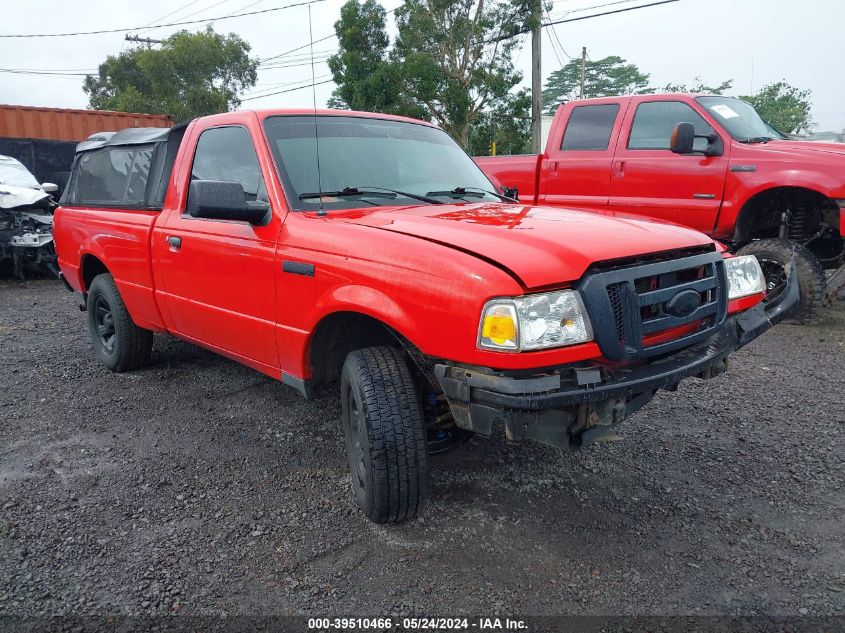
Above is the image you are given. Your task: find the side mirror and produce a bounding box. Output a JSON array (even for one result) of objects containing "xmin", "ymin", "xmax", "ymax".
[
  {"xmin": 187, "ymin": 180, "xmax": 270, "ymax": 225},
  {"xmin": 670, "ymin": 122, "xmax": 723, "ymax": 157},
  {"xmin": 670, "ymin": 122, "xmax": 696, "ymax": 154},
  {"xmin": 501, "ymin": 185, "xmax": 519, "ymax": 201},
  {"xmin": 41, "ymin": 182, "xmax": 58, "ymax": 193}
]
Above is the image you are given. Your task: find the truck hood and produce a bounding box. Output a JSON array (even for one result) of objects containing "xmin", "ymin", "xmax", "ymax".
[
  {"xmin": 334, "ymin": 202, "xmax": 714, "ymax": 288},
  {"xmin": 741, "ymin": 139, "xmax": 845, "ymax": 158},
  {"xmin": 0, "ymin": 183, "xmax": 51, "ymax": 210}
]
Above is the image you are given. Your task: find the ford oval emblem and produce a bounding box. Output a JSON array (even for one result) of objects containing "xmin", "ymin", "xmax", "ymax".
[{"xmin": 666, "ymin": 289, "xmax": 702, "ymax": 318}]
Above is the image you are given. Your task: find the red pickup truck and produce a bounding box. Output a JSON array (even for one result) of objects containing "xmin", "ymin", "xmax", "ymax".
[
  {"xmin": 54, "ymin": 109, "xmax": 797, "ymax": 523},
  {"xmin": 476, "ymin": 93, "xmax": 844, "ymax": 322}
]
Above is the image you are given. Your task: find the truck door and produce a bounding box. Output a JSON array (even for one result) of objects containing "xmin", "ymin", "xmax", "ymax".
[
  {"xmin": 154, "ymin": 121, "xmax": 282, "ymax": 371},
  {"xmin": 609, "ymin": 99, "xmax": 729, "ymax": 234},
  {"xmin": 540, "ymin": 102, "xmax": 625, "ymax": 211}
]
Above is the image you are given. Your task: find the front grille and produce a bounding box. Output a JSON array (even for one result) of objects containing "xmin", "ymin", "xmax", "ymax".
[
  {"xmin": 578, "ymin": 250, "xmax": 727, "ymax": 361},
  {"xmin": 606, "ymin": 282, "xmax": 627, "ymax": 346}
]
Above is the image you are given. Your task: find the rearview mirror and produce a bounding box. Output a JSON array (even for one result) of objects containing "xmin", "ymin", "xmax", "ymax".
[
  {"xmin": 670, "ymin": 122, "xmax": 723, "ymax": 157},
  {"xmin": 41, "ymin": 182, "xmax": 58, "ymax": 193},
  {"xmin": 187, "ymin": 180, "xmax": 270, "ymax": 225}
]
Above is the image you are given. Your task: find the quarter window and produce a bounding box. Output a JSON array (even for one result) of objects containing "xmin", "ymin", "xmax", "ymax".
[
  {"xmin": 561, "ymin": 104, "xmax": 620, "ymax": 151},
  {"xmin": 69, "ymin": 146, "xmax": 154, "ymax": 206},
  {"xmin": 628, "ymin": 101, "xmax": 715, "ymax": 151},
  {"xmin": 189, "ymin": 126, "xmax": 267, "ymax": 207}
]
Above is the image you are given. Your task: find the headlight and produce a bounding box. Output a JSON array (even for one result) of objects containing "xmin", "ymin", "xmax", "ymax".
[
  {"xmin": 478, "ymin": 290, "xmax": 593, "ymax": 351},
  {"xmin": 725, "ymin": 255, "xmax": 766, "ymax": 299}
]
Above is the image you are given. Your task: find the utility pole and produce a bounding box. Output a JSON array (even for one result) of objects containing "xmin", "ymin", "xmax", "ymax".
[
  {"xmin": 579, "ymin": 46, "xmax": 587, "ymax": 99},
  {"xmin": 530, "ymin": 0, "xmax": 542, "ymax": 153},
  {"xmin": 124, "ymin": 35, "xmax": 164, "ymax": 46}
]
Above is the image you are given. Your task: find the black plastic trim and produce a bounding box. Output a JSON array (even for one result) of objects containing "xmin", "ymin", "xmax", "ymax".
[{"xmin": 282, "ymin": 261, "xmax": 315, "ymax": 277}]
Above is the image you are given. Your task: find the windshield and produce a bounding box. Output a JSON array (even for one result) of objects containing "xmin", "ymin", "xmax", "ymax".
[
  {"xmin": 696, "ymin": 96, "xmax": 787, "ymax": 141},
  {"xmin": 0, "ymin": 156, "xmax": 40, "ymax": 189},
  {"xmin": 263, "ymin": 115, "xmax": 499, "ymax": 211}
]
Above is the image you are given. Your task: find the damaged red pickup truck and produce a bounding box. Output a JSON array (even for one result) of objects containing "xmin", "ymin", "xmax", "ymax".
[
  {"xmin": 54, "ymin": 110, "xmax": 797, "ymax": 523},
  {"xmin": 477, "ymin": 93, "xmax": 845, "ymax": 321}
]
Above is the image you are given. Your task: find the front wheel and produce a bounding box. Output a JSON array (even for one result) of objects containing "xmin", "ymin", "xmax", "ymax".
[
  {"xmin": 340, "ymin": 347, "xmax": 429, "ymax": 524},
  {"xmin": 736, "ymin": 238, "xmax": 826, "ymax": 324}
]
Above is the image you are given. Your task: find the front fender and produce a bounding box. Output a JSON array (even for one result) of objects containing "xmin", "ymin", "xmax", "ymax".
[{"xmin": 718, "ymin": 169, "xmax": 845, "ymax": 240}]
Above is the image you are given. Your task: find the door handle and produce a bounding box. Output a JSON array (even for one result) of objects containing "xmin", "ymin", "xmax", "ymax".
[
  {"xmin": 614, "ymin": 160, "xmax": 626, "ymax": 177},
  {"xmin": 550, "ymin": 161, "xmax": 559, "ymax": 176},
  {"xmin": 167, "ymin": 236, "xmax": 182, "ymax": 250}
]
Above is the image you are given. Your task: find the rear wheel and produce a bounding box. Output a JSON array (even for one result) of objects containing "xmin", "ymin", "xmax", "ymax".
[
  {"xmin": 736, "ymin": 238, "xmax": 826, "ymax": 324},
  {"xmin": 86, "ymin": 273, "xmax": 153, "ymax": 372},
  {"xmin": 340, "ymin": 347, "xmax": 428, "ymax": 524}
]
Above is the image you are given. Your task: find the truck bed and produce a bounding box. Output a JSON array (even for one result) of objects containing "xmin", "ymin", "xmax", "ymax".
[{"xmin": 473, "ymin": 154, "xmax": 541, "ymax": 203}]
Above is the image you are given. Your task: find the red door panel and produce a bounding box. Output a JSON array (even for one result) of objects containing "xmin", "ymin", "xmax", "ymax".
[
  {"xmin": 542, "ymin": 101, "xmax": 627, "ymax": 212},
  {"xmin": 153, "ymin": 116, "xmax": 283, "ymax": 370},
  {"xmin": 609, "ymin": 99, "xmax": 730, "ymax": 235}
]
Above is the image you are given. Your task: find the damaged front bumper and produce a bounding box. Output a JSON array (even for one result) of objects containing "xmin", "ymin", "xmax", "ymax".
[{"xmin": 434, "ymin": 260, "xmax": 799, "ymax": 450}]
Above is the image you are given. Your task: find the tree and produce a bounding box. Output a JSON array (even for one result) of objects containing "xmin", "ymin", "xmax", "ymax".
[
  {"xmin": 739, "ymin": 81, "xmax": 813, "ymax": 135},
  {"xmin": 663, "ymin": 76, "xmax": 733, "ymax": 94},
  {"xmin": 542, "ymin": 55, "xmax": 651, "ymax": 113},
  {"xmin": 468, "ymin": 89, "xmax": 531, "ymax": 155},
  {"xmin": 84, "ymin": 28, "xmax": 257, "ymax": 121},
  {"xmin": 328, "ymin": 0, "xmax": 527, "ymax": 148},
  {"xmin": 327, "ymin": 0, "xmax": 419, "ymax": 115}
]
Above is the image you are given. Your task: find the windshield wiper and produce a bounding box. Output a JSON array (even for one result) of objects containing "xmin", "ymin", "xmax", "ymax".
[
  {"xmin": 426, "ymin": 186, "xmax": 517, "ymax": 202},
  {"xmin": 740, "ymin": 136, "xmax": 772, "ymax": 144},
  {"xmin": 298, "ymin": 186, "xmax": 441, "ymax": 205}
]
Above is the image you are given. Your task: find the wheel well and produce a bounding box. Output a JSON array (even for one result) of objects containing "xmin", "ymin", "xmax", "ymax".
[
  {"xmin": 80, "ymin": 255, "xmax": 109, "ymax": 291},
  {"xmin": 733, "ymin": 186, "xmax": 835, "ymax": 245},
  {"xmin": 308, "ymin": 312, "xmax": 407, "ymax": 387}
]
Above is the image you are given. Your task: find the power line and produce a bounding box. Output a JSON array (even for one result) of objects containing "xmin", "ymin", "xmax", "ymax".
[
  {"xmin": 543, "ymin": 4, "xmax": 570, "ymax": 68},
  {"xmin": 259, "ymin": 5, "xmax": 398, "ymax": 65},
  {"xmin": 240, "ymin": 78, "xmax": 333, "ymax": 101},
  {"xmin": 544, "ymin": 0, "xmax": 679, "ymax": 28},
  {"xmin": 134, "ymin": 0, "xmax": 206, "ymax": 34},
  {"xmin": 490, "ymin": 0, "xmax": 680, "ymax": 43},
  {"xmin": 0, "ymin": 0, "xmax": 327, "ymax": 38},
  {"xmin": 547, "ymin": 0, "xmax": 648, "ymax": 19}
]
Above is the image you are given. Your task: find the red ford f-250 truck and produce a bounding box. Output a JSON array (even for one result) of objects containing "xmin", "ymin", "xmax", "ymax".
[
  {"xmin": 54, "ymin": 109, "xmax": 797, "ymax": 523},
  {"xmin": 476, "ymin": 93, "xmax": 844, "ymax": 321}
]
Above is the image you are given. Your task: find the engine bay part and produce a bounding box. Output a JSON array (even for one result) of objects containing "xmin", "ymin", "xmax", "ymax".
[{"xmin": 0, "ymin": 155, "xmax": 58, "ymax": 279}]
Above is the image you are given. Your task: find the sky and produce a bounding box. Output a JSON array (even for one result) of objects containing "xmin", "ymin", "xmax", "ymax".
[{"xmin": 1, "ymin": 0, "xmax": 843, "ymax": 132}]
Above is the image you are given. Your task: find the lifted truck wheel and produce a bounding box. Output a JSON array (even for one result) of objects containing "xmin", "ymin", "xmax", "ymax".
[
  {"xmin": 86, "ymin": 273, "xmax": 153, "ymax": 372},
  {"xmin": 340, "ymin": 347, "xmax": 428, "ymax": 524},
  {"xmin": 736, "ymin": 238, "xmax": 826, "ymax": 324}
]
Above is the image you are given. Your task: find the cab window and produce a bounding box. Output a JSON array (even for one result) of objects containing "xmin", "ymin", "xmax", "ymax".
[
  {"xmin": 628, "ymin": 101, "xmax": 715, "ymax": 151},
  {"xmin": 189, "ymin": 126, "xmax": 268, "ymax": 209},
  {"xmin": 561, "ymin": 104, "xmax": 619, "ymax": 151}
]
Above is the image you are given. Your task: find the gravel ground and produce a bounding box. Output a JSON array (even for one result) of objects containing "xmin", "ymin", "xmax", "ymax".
[{"xmin": 0, "ymin": 279, "xmax": 843, "ymax": 620}]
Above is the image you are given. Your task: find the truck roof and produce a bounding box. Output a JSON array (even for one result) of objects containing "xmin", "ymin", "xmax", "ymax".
[
  {"xmin": 75, "ymin": 109, "xmax": 439, "ymax": 153},
  {"xmin": 249, "ymin": 108, "xmax": 439, "ymax": 128},
  {"xmin": 557, "ymin": 93, "xmax": 725, "ymax": 108}
]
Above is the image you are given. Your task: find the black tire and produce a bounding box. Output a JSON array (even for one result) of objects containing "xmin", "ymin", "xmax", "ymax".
[
  {"xmin": 86, "ymin": 273, "xmax": 153, "ymax": 372},
  {"xmin": 340, "ymin": 346, "xmax": 428, "ymax": 524},
  {"xmin": 736, "ymin": 238, "xmax": 826, "ymax": 324}
]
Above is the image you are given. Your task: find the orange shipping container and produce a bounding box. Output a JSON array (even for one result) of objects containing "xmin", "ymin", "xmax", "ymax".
[{"xmin": 0, "ymin": 104, "xmax": 173, "ymax": 142}]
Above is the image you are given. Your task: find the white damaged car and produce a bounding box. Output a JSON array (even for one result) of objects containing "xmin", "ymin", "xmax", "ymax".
[{"xmin": 0, "ymin": 155, "xmax": 59, "ymax": 278}]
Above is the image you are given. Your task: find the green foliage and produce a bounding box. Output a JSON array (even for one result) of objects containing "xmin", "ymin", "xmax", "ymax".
[
  {"xmin": 469, "ymin": 89, "xmax": 531, "ymax": 156},
  {"xmin": 739, "ymin": 81, "xmax": 813, "ymax": 135},
  {"xmin": 84, "ymin": 28, "xmax": 257, "ymax": 121},
  {"xmin": 663, "ymin": 76, "xmax": 733, "ymax": 94},
  {"xmin": 328, "ymin": 0, "xmax": 526, "ymax": 148},
  {"xmin": 327, "ymin": 0, "xmax": 420, "ymax": 116},
  {"xmin": 542, "ymin": 55, "xmax": 652, "ymax": 113}
]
